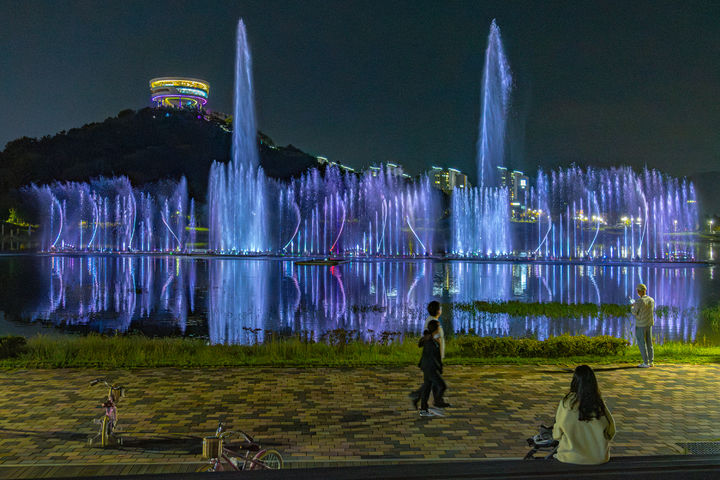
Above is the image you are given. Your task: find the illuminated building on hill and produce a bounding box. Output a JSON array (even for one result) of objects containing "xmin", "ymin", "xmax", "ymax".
[{"xmin": 149, "ymin": 77, "xmax": 210, "ymax": 109}]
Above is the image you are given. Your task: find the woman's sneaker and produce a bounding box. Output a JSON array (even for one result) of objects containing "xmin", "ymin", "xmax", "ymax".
[
  {"xmin": 434, "ymin": 401, "xmax": 452, "ymax": 408},
  {"xmin": 419, "ymin": 409, "xmax": 434, "ymax": 417},
  {"xmin": 637, "ymin": 363, "xmax": 649, "ymax": 368}
]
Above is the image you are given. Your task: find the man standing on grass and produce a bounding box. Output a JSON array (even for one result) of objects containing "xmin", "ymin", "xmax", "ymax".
[{"xmin": 631, "ymin": 283, "xmax": 655, "ymax": 368}]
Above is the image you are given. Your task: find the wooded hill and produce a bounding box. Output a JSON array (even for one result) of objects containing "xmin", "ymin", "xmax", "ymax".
[{"xmin": 0, "ymin": 107, "xmax": 318, "ymax": 220}]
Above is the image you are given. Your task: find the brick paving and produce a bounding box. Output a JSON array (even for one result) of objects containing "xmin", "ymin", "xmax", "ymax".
[{"xmin": 0, "ymin": 364, "xmax": 719, "ymax": 478}]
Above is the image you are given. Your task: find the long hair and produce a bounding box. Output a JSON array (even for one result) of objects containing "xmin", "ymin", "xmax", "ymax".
[{"xmin": 564, "ymin": 365, "xmax": 606, "ymax": 421}]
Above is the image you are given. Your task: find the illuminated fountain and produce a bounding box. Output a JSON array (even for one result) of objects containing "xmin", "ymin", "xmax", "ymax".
[
  {"xmin": 450, "ymin": 19, "xmax": 513, "ymax": 256},
  {"xmin": 277, "ymin": 165, "xmax": 440, "ymax": 256},
  {"xmin": 207, "ymin": 19, "xmax": 269, "ymax": 253},
  {"xmin": 24, "ymin": 19, "xmax": 699, "ymax": 260},
  {"xmin": 522, "ymin": 166, "xmax": 699, "ymax": 259},
  {"xmin": 202, "ymin": 18, "xmax": 699, "ymax": 259},
  {"xmin": 27, "ymin": 176, "xmax": 192, "ymax": 252},
  {"xmin": 477, "ymin": 19, "xmax": 512, "ymax": 189}
]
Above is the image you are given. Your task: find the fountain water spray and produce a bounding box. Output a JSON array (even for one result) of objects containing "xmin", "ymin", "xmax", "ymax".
[{"xmin": 208, "ymin": 19, "xmax": 269, "ymax": 253}]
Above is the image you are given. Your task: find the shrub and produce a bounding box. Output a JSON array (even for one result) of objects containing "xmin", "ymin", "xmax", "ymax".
[
  {"xmin": 0, "ymin": 336, "xmax": 28, "ymax": 359},
  {"xmin": 454, "ymin": 334, "xmax": 628, "ymax": 358},
  {"xmin": 701, "ymin": 305, "xmax": 720, "ymax": 332},
  {"xmin": 447, "ymin": 301, "xmax": 633, "ymax": 319}
]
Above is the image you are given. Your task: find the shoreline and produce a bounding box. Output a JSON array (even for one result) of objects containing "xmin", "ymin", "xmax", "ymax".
[{"xmin": 1, "ymin": 250, "xmax": 717, "ymax": 266}]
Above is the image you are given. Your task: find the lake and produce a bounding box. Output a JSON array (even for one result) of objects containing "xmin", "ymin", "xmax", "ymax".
[{"xmin": 1, "ymin": 255, "xmax": 718, "ymax": 344}]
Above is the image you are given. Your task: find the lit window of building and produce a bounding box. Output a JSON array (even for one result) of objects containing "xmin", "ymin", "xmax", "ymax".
[{"xmin": 431, "ymin": 166, "xmax": 470, "ymax": 193}]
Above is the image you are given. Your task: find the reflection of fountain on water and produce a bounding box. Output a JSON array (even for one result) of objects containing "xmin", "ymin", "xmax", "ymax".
[
  {"xmin": 27, "ymin": 177, "xmax": 192, "ymax": 252},
  {"xmin": 27, "ymin": 256, "xmax": 194, "ymax": 333},
  {"xmin": 207, "ymin": 259, "xmax": 269, "ymax": 344},
  {"xmin": 17, "ymin": 257, "xmax": 708, "ymax": 344},
  {"xmin": 448, "ymin": 263, "xmax": 699, "ymax": 343},
  {"xmin": 206, "ymin": 260, "xmax": 435, "ymax": 344}
]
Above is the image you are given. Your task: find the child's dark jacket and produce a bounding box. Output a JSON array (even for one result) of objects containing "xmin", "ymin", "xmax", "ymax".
[{"xmin": 418, "ymin": 334, "xmax": 442, "ymax": 374}]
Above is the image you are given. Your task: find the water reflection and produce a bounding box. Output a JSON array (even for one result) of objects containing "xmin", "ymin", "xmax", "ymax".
[
  {"xmin": 6, "ymin": 256, "xmax": 716, "ymax": 344},
  {"xmin": 447, "ymin": 263, "xmax": 700, "ymax": 343},
  {"xmin": 207, "ymin": 261, "xmax": 434, "ymax": 343},
  {"xmin": 28, "ymin": 255, "xmax": 195, "ymax": 335}
]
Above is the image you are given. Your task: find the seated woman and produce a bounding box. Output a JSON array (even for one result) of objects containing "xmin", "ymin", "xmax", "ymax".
[{"xmin": 553, "ymin": 365, "xmax": 616, "ymax": 464}]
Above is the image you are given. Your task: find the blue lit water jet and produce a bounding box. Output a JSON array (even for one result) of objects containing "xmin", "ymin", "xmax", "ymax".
[
  {"xmin": 478, "ymin": 19, "xmax": 512, "ymax": 189},
  {"xmin": 450, "ymin": 19, "xmax": 513, "ymax": 256},
  {"xmin": 207, "ymin": 19, "xmax": 269, "ymax": 253}
]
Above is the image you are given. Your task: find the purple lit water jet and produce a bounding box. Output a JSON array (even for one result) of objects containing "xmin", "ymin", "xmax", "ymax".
[{"xmin": 26, "ymin": 176, "xmax": 192, "ymax": 252}]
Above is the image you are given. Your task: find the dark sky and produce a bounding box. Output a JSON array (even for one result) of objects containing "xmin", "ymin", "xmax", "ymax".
[{"xmin": 1, "ymin": 0, "xmax": 718, "ymax": 180}]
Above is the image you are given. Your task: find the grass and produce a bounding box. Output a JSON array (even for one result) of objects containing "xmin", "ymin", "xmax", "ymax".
[
  {"xmin": 2, "ymin": 333, "xmax": 719, "ymax": 369},
  {"xmin": 2, "ymin": 300, "xmax": 718, "ymax": 369}
]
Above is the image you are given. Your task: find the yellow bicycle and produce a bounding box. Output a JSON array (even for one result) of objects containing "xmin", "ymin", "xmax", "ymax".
[{"xmin": 87, "ymin": 378, "xmax": 125, "ymax": 448}]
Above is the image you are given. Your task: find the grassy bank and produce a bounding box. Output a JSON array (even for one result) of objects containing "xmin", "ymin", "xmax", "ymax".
[{"xmin": 1, "ymin": 333, "xmax": 719, "ymax": 368}]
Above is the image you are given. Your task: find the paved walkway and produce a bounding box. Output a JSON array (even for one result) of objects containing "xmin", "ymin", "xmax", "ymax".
[{"xmin": 0, "ymin": 364, "xmax": 719, "ymax": 478}]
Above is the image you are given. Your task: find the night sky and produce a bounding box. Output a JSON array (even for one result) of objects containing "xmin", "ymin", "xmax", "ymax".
[{"xmin": 1, "ymin": 0, "xmax": 718, "ymax": 180}]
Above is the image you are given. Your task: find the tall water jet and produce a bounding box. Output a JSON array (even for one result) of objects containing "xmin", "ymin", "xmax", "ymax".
[
  {"xmin": 451, "ymin": 20, "xmax": 513, "ymax": 255},
  {"xmin": 477, "ymin": 19, "xmax": 512, "ymax": 188},
  {"xmin": 208, "ymin": 19, "xmax": 269, "ymax": 253}
]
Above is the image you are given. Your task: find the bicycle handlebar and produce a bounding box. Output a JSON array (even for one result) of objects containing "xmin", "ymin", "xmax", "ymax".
[
  {"xmin": 90, "ymin": 378, "xmax": 125, "ymax": 390},
  {"xmin": 219, "ymin": 430, "xmax": 254, "ymax": 444}
]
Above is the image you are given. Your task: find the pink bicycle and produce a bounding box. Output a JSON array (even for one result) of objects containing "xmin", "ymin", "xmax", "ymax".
[
  {"xmin": 87, "ymin": 377, "xmax": 125, "ymax": 447},
  {"xmin": 197, "ymin": 421, "xmax": 283, "ymax": 472}
]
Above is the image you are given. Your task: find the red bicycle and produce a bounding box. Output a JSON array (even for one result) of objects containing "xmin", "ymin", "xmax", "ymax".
[{"xmin": 197, "ymin": 421, "xmax": 283, "ymax": 472}]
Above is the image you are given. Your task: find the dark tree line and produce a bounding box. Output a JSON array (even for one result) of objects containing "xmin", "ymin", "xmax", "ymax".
[{"xmin": 0, "ymin": 107, "xmax": 318, "ymax": 222}]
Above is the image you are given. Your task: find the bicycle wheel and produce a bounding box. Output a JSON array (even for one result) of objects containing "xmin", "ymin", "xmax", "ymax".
[
  {"xmin": 251, "ymin": 449, "xmax": 283, "ymax": 470},
  {"xmin": 100, "ymin": 416, "xmax": 111, "ymax": 447}
]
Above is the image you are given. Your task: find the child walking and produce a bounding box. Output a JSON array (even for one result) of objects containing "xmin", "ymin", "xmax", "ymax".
[{"xmin": 413, "ymin": 319, "xmax": 448, "ymax": 417}]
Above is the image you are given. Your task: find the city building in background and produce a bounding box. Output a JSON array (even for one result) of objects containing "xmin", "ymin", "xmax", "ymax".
[
  {"xmin": 368, "ymin": 163, "xmax": 407, "ymax": 178},
  {"xmin": 497, "ymin": 166, "xmax": 530, "ymax": 220},
  {"xmin": 150, "ymin": 77, "xmax": 210, "ymax": 109},
  {"xmin": 431, "ymin": 166, "xmax": 469, "ymax": 193}
]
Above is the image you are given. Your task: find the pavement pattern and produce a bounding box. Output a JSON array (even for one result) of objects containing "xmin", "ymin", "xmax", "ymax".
[{"xmin": 0, "ymin": 364, "xmax": 719, "ymax": 478}]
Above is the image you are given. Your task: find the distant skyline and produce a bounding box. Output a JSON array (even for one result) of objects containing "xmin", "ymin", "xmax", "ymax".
[{"xmin": 1, "ymin": 0, "xmax": 718, "ymax": 180}]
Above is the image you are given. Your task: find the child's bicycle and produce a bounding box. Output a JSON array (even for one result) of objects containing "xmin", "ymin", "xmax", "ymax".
[
  {"xmin": 524, "ymin": 424, "xmax": 558, "ymax": 460},
  {"xmin": 197, "ymin": 421, "xmax": 283, "ymax": 472},
  {"xmin": 87, "ymin": 377, "xmax": 125, "ymax": 448}
]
